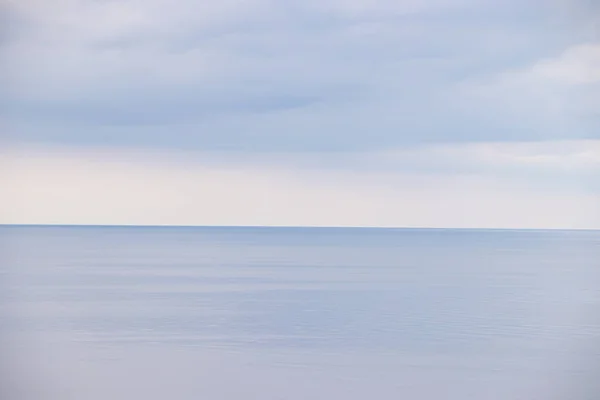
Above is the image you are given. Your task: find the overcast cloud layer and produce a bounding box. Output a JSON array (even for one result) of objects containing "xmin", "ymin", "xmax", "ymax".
[
  {"xmin": 1, "ymin": 0, "xmax": 599, "ymax": 227},
  {"xmin": 3, "ymin": 0, "xmax": 599, "ymax": 151}
]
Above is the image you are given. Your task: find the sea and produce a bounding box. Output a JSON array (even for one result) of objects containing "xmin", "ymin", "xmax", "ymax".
[{"xmin": 1, "ymin": 226, "xmax": 600, "ymax": 400}]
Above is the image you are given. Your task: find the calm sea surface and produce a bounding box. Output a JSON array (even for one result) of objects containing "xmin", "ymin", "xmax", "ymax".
[{"xmin": 2, "ymin": 226, "xmax": 600, "ymax": 399}]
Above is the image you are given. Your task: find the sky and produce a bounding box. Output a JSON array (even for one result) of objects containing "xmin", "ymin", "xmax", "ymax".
[{"xmin": 1, "ymin": 0, "xmax": 599, "ymax": 228}]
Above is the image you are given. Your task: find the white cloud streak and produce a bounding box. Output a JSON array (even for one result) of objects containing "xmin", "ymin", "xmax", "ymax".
[
  {"xmin": 379, "ymin": 140, "xmax": 600, "ymax": 173},
  {"xmin": 459, "ymin": 43, "xmax": 600, "ymax": 138}
]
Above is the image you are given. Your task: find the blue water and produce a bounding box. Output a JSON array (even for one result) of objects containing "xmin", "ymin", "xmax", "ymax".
[{"xmin": 2, "ymin": 226, "xmax": 600, "ymax": 400}]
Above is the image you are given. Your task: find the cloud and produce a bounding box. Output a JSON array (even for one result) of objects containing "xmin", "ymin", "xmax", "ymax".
[
  {"xmin": 1, "ymin": 143, "xmax": 598, "ymax": 229},
  {"xmin": 528, "ymin": 44, "xmax": 600, "ymax": 85},
  {"xmin": 3, "ymin": 0, "xmax": 590, "ymax": 152},
  {"xmin": 379, "ymin": 140, "xmax": 600, "ymax": 173},
  {"xmin": 455, "ymin": 42, "xmax": 600, "ymax": 143}
]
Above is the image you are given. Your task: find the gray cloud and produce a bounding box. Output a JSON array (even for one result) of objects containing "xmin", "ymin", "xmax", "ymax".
[{"xmin": 2, "ymin": 0, "xmax": 597, "ymax": 152}]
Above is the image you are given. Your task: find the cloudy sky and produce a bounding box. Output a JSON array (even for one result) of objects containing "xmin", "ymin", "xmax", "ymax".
[{"xmin": 1, "ymin": 0, "xmax": 599, "ymax": 228}]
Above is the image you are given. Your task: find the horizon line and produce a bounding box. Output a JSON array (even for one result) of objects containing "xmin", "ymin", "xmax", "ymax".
[{"xmin": 0, "ymin": 223, "xmax": 598, "ymax": 232}]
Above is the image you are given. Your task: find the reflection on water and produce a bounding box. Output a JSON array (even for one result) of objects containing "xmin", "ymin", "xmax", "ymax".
[{"xmin": 2, "ymin": 226, "xmax": 600, "ymax": 399}]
